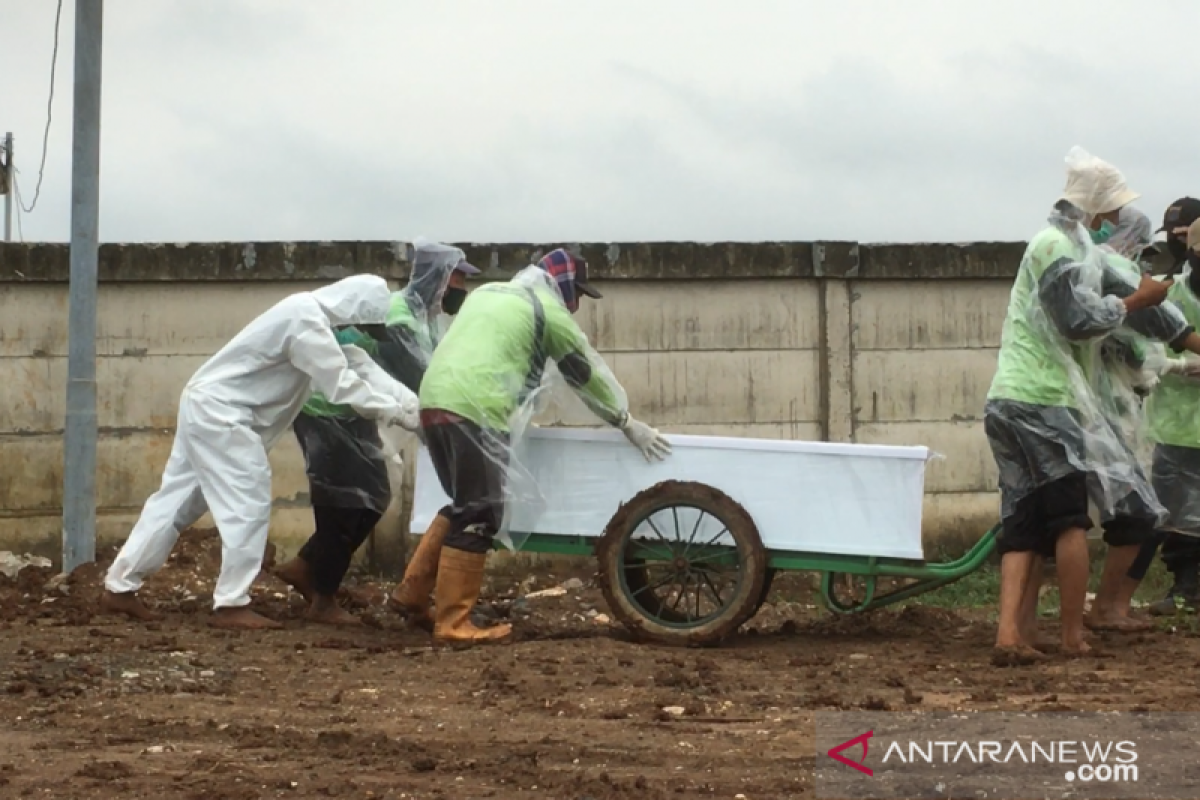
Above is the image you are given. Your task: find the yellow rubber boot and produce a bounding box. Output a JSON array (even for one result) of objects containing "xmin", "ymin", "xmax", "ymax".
[
  {"xmin": 388, "ymin": 515, "xmax": 450, "ymax": 626},
  {"xmin": 432, "ymin": 547, "xmax": 512, "ymax": 645}
]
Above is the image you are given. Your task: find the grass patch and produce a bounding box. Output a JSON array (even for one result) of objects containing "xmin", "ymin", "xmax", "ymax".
[
  {"xmin": 810, "ymin": 546, "xmax": 1183, "ymax": 623},
  {"xmin": 912, "ymin": 567, "xmax": 1002, "ymax": 610}
]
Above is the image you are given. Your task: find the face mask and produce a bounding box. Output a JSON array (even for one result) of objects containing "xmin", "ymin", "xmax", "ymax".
[
  {"xmin": 441, "ymin": 287, "xmax": 467, "ymax": 315},
  {"xmin": 1090, "ymin": 220, "xmax": 1117, "ymax": 244},
  {"xmin": 1168, "ymin": 237, "xmax": 1189, "ymax": 266}
]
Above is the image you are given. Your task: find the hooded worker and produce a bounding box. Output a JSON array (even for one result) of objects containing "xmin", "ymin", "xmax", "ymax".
[
  {"xmin": 1076, "ymin": 205, "xmax": 1200, "ymax": 630},
  {"xmin": 102, "ymin": 275, "xmax": 422, "ymax": 630},
  {"xmin": 1136, "ymin": 218, "xmax": 1200, "ymax": 615},
  {"xmin": 392, "ymin": 248, "xmax": 671, "ymax": 644},
  {"xmin": 984, "ymin": 147, "xmax": 1176, "ymax": 664},
  {"xmin": 274, "ymin": 241, "xmax": 479, "ymax": 625}
]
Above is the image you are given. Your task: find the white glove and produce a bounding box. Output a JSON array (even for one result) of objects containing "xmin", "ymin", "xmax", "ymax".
[
  {"xmin": 1165, "ymin": 357, "xmax": 1200, "ymax": 380},
  {"xmin": 618, "ymin": 413, "xmax": 672, "ymax": 462},
  {"xmin": 384, "ymin": 396, "xmax": 420, "ymax": 432}
]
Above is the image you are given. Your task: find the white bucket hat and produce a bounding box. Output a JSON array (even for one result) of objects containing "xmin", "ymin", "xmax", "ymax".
[{"xmin": 1059, "ymin": 146, "xmax": 1140, "ymax": 216}]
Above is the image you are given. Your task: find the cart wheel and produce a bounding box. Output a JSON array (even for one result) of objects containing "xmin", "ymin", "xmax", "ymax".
[{"xmin": 596, "ymin": 480, "xmax": 767, "ymax": 647}]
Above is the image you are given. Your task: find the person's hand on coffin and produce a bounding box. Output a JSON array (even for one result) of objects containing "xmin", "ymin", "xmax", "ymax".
[{"xmin": 618, "ymin": 413, "xmax": 672, "ymax": 462}]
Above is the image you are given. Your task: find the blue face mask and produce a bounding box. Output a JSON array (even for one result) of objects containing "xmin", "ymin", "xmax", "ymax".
[{"xmin": 1090, "ymin": 220, "xmax": 1117, "ymax": 244}]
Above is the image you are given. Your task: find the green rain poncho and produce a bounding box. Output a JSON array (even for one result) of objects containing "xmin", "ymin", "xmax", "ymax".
[
  {"xmin": 985, "ymin": 203, "xmax": 1180, "ymax": 525},
  {"xmin": 418, "ymin": 261, "xmax": 631, "ymax": 547}
]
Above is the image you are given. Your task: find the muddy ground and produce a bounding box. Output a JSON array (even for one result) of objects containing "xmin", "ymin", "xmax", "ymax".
[{"xmin": 3, "ymin": 530, "xmax": 1200, "ymax": 799}]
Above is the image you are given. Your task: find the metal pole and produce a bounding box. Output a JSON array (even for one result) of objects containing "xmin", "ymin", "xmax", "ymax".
[
  {"xmin": 3, "ymin": 133, "xmax": 11, "ymax": 242},
  {"xmin": 63, "ymin": 0, "xmax": 103, "ymax": 572}
]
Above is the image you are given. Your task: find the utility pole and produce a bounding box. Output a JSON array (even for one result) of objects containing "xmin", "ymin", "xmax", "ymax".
[
  {"xmin": 2, "ymin": 133, "xmax": 11, "ymax": 242},
  {"xmin": 63, "ymin": 0, "xmax": 103, "ymax": 572}
]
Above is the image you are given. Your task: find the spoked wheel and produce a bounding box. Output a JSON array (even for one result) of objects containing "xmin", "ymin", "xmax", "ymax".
[{"xmin": 596, "ymin": 480, "xmax": 767, "ymax": 647}]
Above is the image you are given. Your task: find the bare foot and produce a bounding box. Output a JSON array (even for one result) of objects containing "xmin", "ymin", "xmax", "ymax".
[
  {"xmin": 336, "ymin": 586, "xmax": 379, "ymax": 609},
  {"xmin": 274, "ymin": 558, "xmax": 315, "ymax": 604},
  {"xmin": 305, "ymin": 596, "xmax": 361, "ymax": 626},
  {"xmin": 991, "ymin": 645, "xmax": 1047, "ymax": 667},
  {"xmin": 99, "ymin": 590, "xmax": 163, "ymax": 622},
  {"xmin": 208, "ymin": 607, "xmax": 283, "ymax": 631},
  {"xmin": 1062, "ymin": 640, "xmax": 1094, "ymax": 658},
  {"xmin": 1084, "ymin": 613, "xmax": 1153, "ymax": 633}
]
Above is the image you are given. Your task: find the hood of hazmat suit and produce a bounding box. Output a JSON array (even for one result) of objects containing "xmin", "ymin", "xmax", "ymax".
[
  {"xmin": 985, "ymin": 147, "xmax": 1166, "ymax": 526},
  {"xmin": 418, "ymin": 257, "xmax": 631, "ymax": 549},
  {"xmin": 184, "ymin": 274, "xmax": 414, "ymax": 446},
  {"xmin": 1145, "ymin": 269, "xmax": 1200, "ymax": 533}
]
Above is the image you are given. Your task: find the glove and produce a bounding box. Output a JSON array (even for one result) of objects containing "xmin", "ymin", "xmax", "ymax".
[
  {"xmin": 384, "ymin": 395, "xmax": 420, "ymax": 432},
  {"xmin": 1165, "ymin": 358, "xmax": 1200, "ymax": 380},
  {"xmin": 618, "ymin": 413, "xmax": 672, "ymax": 462}
]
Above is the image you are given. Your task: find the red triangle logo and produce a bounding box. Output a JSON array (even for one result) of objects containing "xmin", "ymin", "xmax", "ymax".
[{"xmin": 827, "ymin": 731, "xmax": 874, "ymax": 776}]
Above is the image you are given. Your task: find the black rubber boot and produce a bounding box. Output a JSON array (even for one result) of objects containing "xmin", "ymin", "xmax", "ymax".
[{"xmin": 1149, "ymin": 562, "xmax": 1200, "ymax": 616}]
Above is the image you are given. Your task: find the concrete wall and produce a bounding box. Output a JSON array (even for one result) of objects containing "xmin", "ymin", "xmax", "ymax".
[{"xmin": 0, "ymin": 240, "xmax": 1027, "ymax": 567}]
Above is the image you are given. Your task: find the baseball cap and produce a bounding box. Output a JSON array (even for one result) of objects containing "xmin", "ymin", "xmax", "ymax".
[
  {"xmin": 452, "ymin": 257, "xmax": 479, "ymax": 276},
  {"xmin": 572, "ymin": 259, "xmax": 603, "ymax": 300},
  {"xmin": 1158, "ymin": 197, "xmax": 1200, "ymax": 233},
  {"xmin": 564, "ymin": 247, "xmax": 603, "ymax": 299}
]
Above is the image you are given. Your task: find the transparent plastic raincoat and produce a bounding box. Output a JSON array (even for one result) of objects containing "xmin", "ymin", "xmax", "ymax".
[
  {"xmin": 418, "ymin": 256, "xmax": 643, "ymax": 551},
  {"xmin": 293, "ymin": 240, "xmax": 474, "ymax": 513},
  {"xmin": 1093, "ymin": 208, "xmax": 1193, "ymax": 463},
  {"xmin": 984, "ymin": 199, "xmax": 1171, "ymax": 527},
  {"xmin": 1144, "ymin": 270, "xmax": 1200, "ymax": 535}
]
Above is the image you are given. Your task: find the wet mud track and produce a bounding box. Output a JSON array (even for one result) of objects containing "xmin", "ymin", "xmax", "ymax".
[{"xmin": 4, "ymin": 530, "xmax": 1200, "ymax": 799}]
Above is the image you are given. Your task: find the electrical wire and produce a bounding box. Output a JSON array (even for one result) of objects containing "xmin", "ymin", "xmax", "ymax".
[
  {"xmin": 19, "ymin": 0, "xmax": 65, "ymax": 216},
  {"xmin": 12, "ymin": 172, "xmax": 27, "ymax": 242}
]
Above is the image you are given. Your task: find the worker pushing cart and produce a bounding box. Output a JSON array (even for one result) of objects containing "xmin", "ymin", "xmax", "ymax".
[
  {"xmin": 274, "ymin": 240, "xmax": 479, "ymax": 625},
  {"xmin": 395, "ymin": 248, "xmax": 672, "ymax": 645},
  {"xmin": 102, "ymin": 275, "xmax": 422, "ymax": 630}
]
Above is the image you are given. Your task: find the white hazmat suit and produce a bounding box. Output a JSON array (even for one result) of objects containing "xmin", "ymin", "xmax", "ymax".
[{"xmin": 105, "ymin": 275, "xmax": 420, "ymax": 609}]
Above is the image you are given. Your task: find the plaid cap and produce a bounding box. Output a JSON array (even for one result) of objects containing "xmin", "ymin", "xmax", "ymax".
[
  {"xmin": 1159, "ymin": 197, "xmax": 1200, "ymax": 233},
  {"xmin": 536, "ymin": 248, "xmax": 603, "ymax": 311}
]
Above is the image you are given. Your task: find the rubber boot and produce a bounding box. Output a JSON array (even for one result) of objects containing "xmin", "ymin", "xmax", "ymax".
[
  {"xmin": 388, "ymin": 515, "xmax": 450, "ymax": 628},
  {"xmin": 432, "ymin": 547, "xmax": 512, "ymax": 645},
  {"xmin": 1150, "ymin": 562, "xmax": 1200, "ymax": 616}
]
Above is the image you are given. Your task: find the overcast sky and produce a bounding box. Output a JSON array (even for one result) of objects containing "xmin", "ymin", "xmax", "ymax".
[{"xmin": 2, "ymin": 0, "xmax": 1195, "ymax": 244}]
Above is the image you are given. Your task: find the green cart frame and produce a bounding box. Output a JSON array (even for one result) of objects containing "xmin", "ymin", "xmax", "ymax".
[{"xmin": 494, "ymin": 479, "xmax": 999, "ymax": 647}]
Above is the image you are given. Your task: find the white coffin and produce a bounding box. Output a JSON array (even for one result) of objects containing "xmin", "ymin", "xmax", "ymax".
[{"xmin": 410, "ymin": 427, "xmax": 932, "ymax": 561}]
